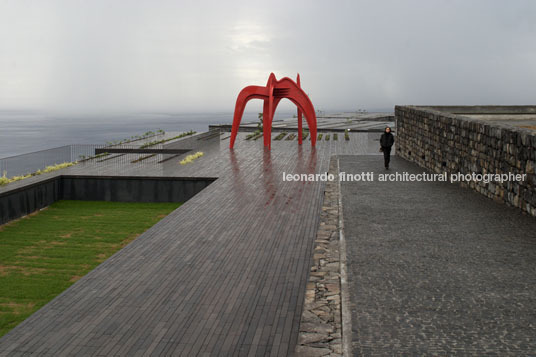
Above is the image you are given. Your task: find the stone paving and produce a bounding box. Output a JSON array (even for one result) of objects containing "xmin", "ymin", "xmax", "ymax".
[
  {"xmin": 340, "ymin": 155, "xmax": 536, "ymax": 355},
  {"xmin": 295, "ymin": 158, "xmax": 344, "ymax": 357}
]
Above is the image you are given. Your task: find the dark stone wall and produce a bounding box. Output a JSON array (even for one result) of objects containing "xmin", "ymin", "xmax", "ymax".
[
  {"xmin": 417, "ymin": 105, "xmax": 536, "ymax": 115},
  {"xmin": 395, "ymin": 106, "xmax": 536, "ymax": 216},
  {"xmin": 61, "ymin": 176, "xmax": 214, "ymax": 203},
  {"xmin": 0, "ymin": 176, "xmax": 215, "ymax": 225},
  {"xmin": 0, "ymin": 178, "xmax": 61, "ymax": 225}
]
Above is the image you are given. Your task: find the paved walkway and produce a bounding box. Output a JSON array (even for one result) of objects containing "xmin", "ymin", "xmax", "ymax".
[{"xmin": 340, "ymin": 155, "xmax": 536, "ymax": 355}]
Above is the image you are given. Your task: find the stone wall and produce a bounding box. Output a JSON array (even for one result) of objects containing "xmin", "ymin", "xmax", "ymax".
[{"xmin": 395, "ymin": 106, "xmax": 536, "ymax": 216}]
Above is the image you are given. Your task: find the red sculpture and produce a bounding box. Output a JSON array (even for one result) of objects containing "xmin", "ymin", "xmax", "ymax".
[{"xmin": 229, "ymin": 73, "xmax": 317, "ymax": 149}]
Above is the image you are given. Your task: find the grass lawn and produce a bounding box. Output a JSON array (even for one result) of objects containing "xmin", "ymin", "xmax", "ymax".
[{"xmin": 0, "ymin": 200, "xmax": 181, "ymax": 338}]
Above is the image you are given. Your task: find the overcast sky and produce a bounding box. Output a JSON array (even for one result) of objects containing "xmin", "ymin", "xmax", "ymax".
[{"xmin": 0, "ymin": 0, "xmax": 535, "ymax": 114}]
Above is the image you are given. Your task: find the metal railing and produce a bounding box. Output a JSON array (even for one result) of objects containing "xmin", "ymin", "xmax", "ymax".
[
  {"xmin": 0, "ymin": 131, "xmax": 213, "ymax": 179},
  {"xmin": 0, "ymin": 144, "xmax": 104, "ymax": 178}
]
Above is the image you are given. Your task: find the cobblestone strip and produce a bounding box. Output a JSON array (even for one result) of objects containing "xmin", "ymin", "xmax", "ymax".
[{"xmin": 295, "ymin": 157, "xmax": 350, "ymax": 356}]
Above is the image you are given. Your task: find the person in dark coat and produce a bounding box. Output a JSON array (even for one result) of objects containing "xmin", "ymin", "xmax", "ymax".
[{"xmin": 380, "ymin": 126, "xmax": 395, "ymax": 169}]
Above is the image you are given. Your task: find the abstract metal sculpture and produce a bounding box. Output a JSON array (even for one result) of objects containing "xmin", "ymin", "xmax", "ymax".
[{"xmin": 229, "ymin": 73, "xmax": 317, "ymax": 149}]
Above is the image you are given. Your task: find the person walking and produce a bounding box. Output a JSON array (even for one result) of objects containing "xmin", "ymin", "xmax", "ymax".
[{"xmin": 380, "ymin": 126, "xmax": 395, "ymax": 169}]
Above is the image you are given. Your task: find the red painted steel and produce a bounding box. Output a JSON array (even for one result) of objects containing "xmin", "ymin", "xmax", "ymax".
[{"xmin": 230, "ymin": 73, "xmax": 317, "ymax": 149}]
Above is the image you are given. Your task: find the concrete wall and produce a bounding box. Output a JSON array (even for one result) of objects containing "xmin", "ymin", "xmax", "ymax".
[
  {"xmin": 0, "ymin": 175, "xmax": 215, "ymax": 225},
  {"xmin": 395, "ymin": 106, "xmax": 536, "ymax": 216}
]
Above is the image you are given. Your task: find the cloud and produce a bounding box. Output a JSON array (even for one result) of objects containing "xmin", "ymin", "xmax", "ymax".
[{"xmin": 0, "ymin": 0, "xmax": 534, "ymax": 113}]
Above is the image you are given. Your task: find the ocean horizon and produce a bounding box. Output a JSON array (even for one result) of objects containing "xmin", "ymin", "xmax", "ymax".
[
  {"xmin": 0, "ymin": 109, "xmax": 393, "ymax": 159},
  {"xmin": 0, "ymin": 111, "xmax": 269, "ymax": 159}
]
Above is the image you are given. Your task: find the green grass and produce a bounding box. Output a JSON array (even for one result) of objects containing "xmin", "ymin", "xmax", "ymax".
[
  {"xmin": 274, "ymin": 132, "xmax": 287, "ymax": 140},
  {"xmin": 0, "ymin": 200, "xmax": 181, "ymax": 337},
  {"xmin": 246, "ymin": 130, "xmax": 262, "ymax": 140},
  {"xmin": 285, "ymin": 133, "xmax": 296, "ymax": 140},
  {"xmin": 139, "ymin": 130, "xmax": 196, "ymax": 148}
]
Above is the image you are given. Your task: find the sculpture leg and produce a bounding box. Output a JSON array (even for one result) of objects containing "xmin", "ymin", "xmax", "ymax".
[
  {"xmin": 230, "ymin": 99, "xmax": 247, "ymax": 149},
  {"xmin": 230, "ymin": 86, "xmax": 268, "ymax": 149},
  {"xmin": 274, "ymin": 77, "xmax": 317, "ymax": 148},
  {"xmin": 305, "ymin": 113, "xmax": 316, "ymax": 147},
  {"xmin": 298, "ymin": 109, "xmax": 303, "ymax": 145},
  {"xmin": 264, "ymin": 95, "xmax": 274, "ymax": 149},
  {"xmin": 293, "ymin": 102, "xmax": 316, "ymax": 147},
  {"xmin": 262, "ymin": 100, "xmax": 271, "ymax": 148},
  {"xmin": 296, "ymin": 73, "xmax": 303, "ymax": 145}
]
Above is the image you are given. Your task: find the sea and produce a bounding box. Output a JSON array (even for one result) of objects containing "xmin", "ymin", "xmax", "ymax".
[{"xmin": 0, "ymin": 111, "xmax": 274, "ymax": 159}]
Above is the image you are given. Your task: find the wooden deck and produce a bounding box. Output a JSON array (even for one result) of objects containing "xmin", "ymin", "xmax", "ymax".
[{"xmin": 0, "ymin": 131, "xmax": 380, "ymax": 356}]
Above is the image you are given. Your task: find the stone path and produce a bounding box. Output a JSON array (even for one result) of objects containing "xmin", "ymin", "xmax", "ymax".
[
  {"xmin": 340, "ymin": 155, "xmax": 536, "ymax": 355},
  {"xmin": 295, "ymin": 157, "xmax": 344, "ymax": 356}
]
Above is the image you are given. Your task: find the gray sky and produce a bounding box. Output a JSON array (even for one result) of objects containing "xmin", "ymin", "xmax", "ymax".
[{"xmin": 0, "ymin": 0, "xmax": 535, "ymax": 114}]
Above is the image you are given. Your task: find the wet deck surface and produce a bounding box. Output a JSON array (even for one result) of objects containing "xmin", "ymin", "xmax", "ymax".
[
  {"xmin": 340, "ymin": 155, "xmax": 536, "ymax": 355},
  {"xmin": 0, "ymin": 131, "xmax": 378, "ymax": 356}
]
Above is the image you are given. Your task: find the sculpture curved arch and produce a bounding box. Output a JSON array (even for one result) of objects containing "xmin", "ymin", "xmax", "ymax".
[{"xmin": 229, "ymin": 73, "xmax": 317, "ymax": 149}]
